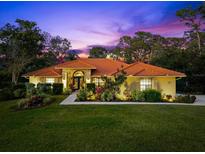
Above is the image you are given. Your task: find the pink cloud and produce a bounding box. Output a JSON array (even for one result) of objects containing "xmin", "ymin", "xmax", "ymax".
[
  {"xmin": 78, "ymin": 52, "xmax": 89, "ymax": 58},
  {"xmin": 138, "ymin": 20, "xmax": 188, "ymax": 37}
]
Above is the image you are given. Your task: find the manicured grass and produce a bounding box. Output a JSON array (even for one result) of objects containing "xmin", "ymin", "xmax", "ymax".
[{"xmin": 0, "ymin": 96, "xmax": 205, "ymax": 151}]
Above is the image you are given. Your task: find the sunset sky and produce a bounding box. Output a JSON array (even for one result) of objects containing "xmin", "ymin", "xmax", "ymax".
[{"xmin": 0, "ymin": 1, "xmax": 202, "ymax": 56}]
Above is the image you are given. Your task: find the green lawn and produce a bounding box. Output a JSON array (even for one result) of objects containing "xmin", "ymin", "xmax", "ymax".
[{"xmin": 0, "ymin": 96, "xmax": 205, "ymax": 152}]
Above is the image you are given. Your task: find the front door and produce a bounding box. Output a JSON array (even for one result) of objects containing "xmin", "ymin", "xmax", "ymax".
[{"xmin": 73, "ymin": 77, "xmax": 81, "ymax": 90}]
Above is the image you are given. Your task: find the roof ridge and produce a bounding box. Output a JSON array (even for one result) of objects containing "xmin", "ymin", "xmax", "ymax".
[
  {"xmin": 133, "ymin": 68, "xmax": 145, "ymax": 76},
  {"xmin": 50, "ymin": 69, "xmax": 61, "ymax": 76},
  {"xmin": 111, "ymin": 61, "xmax": 138, "ymax": 75},
  {"xmin": 55, "ymin": 59, "xmax": 96, "ymax": 69}
]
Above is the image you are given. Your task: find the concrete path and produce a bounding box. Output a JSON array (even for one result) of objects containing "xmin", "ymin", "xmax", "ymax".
[
  {"xmin": 60, "ymin": 93, "xmax": 205, "ymax": 106},
  {"xmin": 60, "ymin": 91, "xmax": 78, "ymax": 105},
  {"xmin": 195, "ymin": 95, "xmax": 205, "ymax": 104}
]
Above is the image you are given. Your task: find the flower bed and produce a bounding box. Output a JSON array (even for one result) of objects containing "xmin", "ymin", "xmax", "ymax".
[
  {"xmin": 15, "ymin": 83, "xmax": 71, "ymax": 110},
  {"xmin": 76, "ymin": 86, "xmax": 196, "ymax": 104}
]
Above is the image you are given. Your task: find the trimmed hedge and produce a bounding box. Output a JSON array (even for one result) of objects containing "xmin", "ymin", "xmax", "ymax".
[
  {"xmin": 37, "ymin": 83, "xmax": 52, "ymax": 94},
  {"xmin": 53, "ymin": 83, "xmax": 63, "ymax": 95},
  {"xmin": 143, "ymin": 89, "xmax": 161, "ymax": 102}
]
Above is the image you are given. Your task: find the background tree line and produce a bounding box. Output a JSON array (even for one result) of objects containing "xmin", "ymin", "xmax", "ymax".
[
  {"xmin": 89, "ymin": 3, "xmax": 205, "ymax": 94},
  {"xmin": 0, "ymin": 19, "xmax": 78, "ymax": 87}
]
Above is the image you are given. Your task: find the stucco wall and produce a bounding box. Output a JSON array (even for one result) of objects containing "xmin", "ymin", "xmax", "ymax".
[
  {"xmin": 117, "ymin": 76, "xmax": 176, "ymax": 100},
  {"xmin": 29, "ymin": 73, "xmax": 176, "ymax": 99},
  {"xmin": 29, "ymin": 76, "xmax": 62, "ymax": 86},
  {"xmin": 29, "ymin": 76, "xmax": 41, "ymax": 86},
  {"xmin": 62, "ymin": 69, "xmax": 92, "ymax": 88},
  {"xmin": 153, "ymin": 77, "xmax": 176, "ymax": 97}
]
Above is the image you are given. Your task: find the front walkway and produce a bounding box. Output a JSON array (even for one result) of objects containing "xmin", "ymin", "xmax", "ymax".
[
  {"xmin": 60, "ymin": 91, "xmax": 78, "ymax": 105},
  {"xmin": 60, "ymin": 93, "xmax": 205, "ymax": 106}
]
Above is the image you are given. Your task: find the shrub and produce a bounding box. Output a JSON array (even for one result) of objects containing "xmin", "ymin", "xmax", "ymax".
[
  {"xmin": 86, "ymin": 83, "xmax": 96, "ymax": 93},
  {"xmin": 53, "ymin": 83, "xmax": 63, "ymax": 95},
  {"xmin": 63, "ymin": 88, "xmax": 72, "ymax": 95},
  {"xmin": 143, "ymin": 89, "xmax": 161, "ymax": 102},
  {"xmin": 166, "ymin": 95, "xmax": 172, "ymax": 100},
  {"xmin": 0, "ymin": 88, "xmax": 14, "ymax": 101},
  {"xmin": 12, "ymin": 83, "xmax": 26, "ymax": 90},
  {"xmin": 101, "ymin": 90, "xmax": 114, "ymax": 102},
  {"xmin": 95, "ymin": 86, "xmax": 104, "ymax": 100},
  {"xmin": 17, "ymin": 95, "xmax": 43, "ymax": 109},
  {"xmin": 162, "ymin": 94, "xmax": 173, "ymax": 102},
  {"xmin": 37, "ymin": 83, "xmax": 52, "ymax": 94},
  {"xmin": 131, "ymin": 90, "xmax": 145, "ymax": 101},
  {"xmin": 25, "ymin": 83, "xmax": 36, "ymax": 96},
  {"xmin": 175, "ymin": 94, "xmax": 196, "ymax": 103},
  {"xmin": 17, "ymin": 94, "xmax": 54, "ymax": 110},
  {"xmin": 42, "ymin": 96, "xmax": 54, "ymax": 105},
  {"xmin": 76, "ymin": 88, "xmax": 88, "ymax": 101},
  {"xmin": 13, "ymin": 88, "xmax": 26, "ymax": 98},
  {"xmin": 18, "ymin": 98, "xmax": 30, "ymax": 109},
  {"xmin": 86, "ymin": 91, "xmax": 96, "ymax": 101}
]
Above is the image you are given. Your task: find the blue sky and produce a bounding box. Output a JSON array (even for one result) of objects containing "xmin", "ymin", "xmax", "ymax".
[{"xmin": 0, "ymin": 1, "xmax": 202, "ymax": 55}]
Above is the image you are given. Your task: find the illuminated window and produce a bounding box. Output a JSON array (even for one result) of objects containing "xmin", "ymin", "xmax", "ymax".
[
  {"xmin": 140, "ymin": 78, "xmax": 152, "ymax": 91},
  {"xmin": 73, "ymin": 71, "xmax": 84, "ymax": 77},
  {"xmin": 46, "ymin": 78, "xmax": 55, "ymax": 84},
  {"xmin": 92, "ymin": 77, "xmax": 105, "ymax": 86}
]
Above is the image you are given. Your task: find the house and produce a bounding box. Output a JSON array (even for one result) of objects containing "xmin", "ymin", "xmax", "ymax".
[{"xmin": 23, "ymin": 58, "xmax": 186, "ymax": 99}]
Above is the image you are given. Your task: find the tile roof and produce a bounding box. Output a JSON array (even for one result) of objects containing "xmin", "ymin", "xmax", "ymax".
[
  {"xmin": 113, "ymin": 62, "xmax": 186, "ymax": 77},
  {"xmin": 23, "ymin": 58, "xmax": 186, "ymax": 77},
  {"xmin": 55, "ymin": 59, "xmax": 96, "ymax": 69},
  {"xmin": 23, "ymin": 66, "xmax": 62, "ymax": 77},
  {"xmin": 80, "ymin": 58, "xmax": 129, "ymax": 76}
]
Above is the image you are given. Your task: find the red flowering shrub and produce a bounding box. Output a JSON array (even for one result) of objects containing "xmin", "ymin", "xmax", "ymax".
[{"xmin": 95, "ymin": 86, "xmax": 104, "ymax": 100}]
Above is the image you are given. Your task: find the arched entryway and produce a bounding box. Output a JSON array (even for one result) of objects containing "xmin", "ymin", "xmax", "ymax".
[{"xmin": 73, "ymin": 71, "xmax": 84, "ymax": 90}]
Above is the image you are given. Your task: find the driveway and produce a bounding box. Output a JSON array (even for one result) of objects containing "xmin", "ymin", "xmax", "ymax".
[{"xmin": 195, "ymin": 95, "xmax": 205, "ymax": 104}]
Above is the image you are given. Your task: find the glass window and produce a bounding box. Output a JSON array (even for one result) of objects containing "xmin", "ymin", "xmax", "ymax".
[
  {"xmin": 46, "ymin": 78, "xmax": 55, "ymax": 84},
  {"xmin": 92, "ymin": 77, "xmax": 105, "ymax": 86},
  {"xmin": 73, "ymin": 71, "xmax": 84, "ymax": 77},
  {"xmin": 140, "ymin": 78, "xmax": 152, "ymax": 91}
]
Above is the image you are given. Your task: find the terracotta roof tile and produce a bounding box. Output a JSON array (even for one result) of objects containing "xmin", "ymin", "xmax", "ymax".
[
  {"xmin": 80, "ymin": 58, "xmax": 129, "ymax": 76},
  {"xmin": 113, "ymin": 62, "xmax": 186, "ymax": 77},
  {"xmin": 55, "ymin": 59, "xmax": 96, "ymax": 69},
  {"xmin": 23, "ymin": 66, "xmax": 62, "ymax": 77},
  {"xmin": 23, "ymin": 59, "xmax": 186, "ymax": 77}
]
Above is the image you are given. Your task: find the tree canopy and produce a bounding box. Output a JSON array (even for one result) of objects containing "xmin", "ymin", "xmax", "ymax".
[
  {"xmin": 89, "ymin": 47, "xmax": 107, "ymax": 58},
  {"xmin": 0, "ymin": 19, "xmax": 44, "ymax": 84}
]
